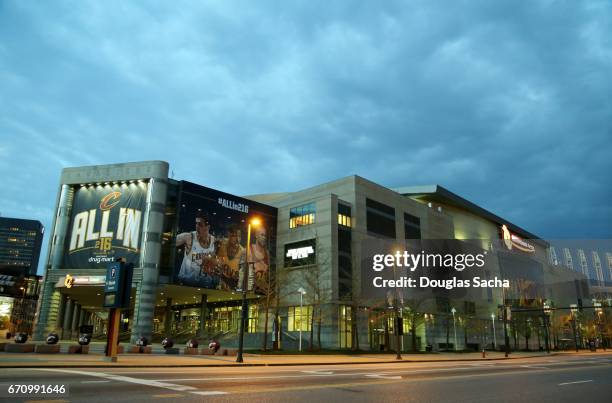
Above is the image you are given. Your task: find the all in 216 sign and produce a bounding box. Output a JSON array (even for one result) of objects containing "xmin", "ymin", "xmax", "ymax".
[{"xmin": 64, "ymin": 183, "xmax": 147, "ymax": 269}]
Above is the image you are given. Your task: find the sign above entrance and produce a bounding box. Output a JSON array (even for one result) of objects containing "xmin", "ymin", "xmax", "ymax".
[{"xmin": 56, "ymin": 275, "xmax": 106, "ymax": 288}]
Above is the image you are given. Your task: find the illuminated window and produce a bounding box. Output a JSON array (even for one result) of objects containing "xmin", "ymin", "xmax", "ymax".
[
  {"xmin": 287, "ymin": 305, "xmax": 312, "ymax": 331},
  {"xmin": 338, "ymin": 201, "xmax": 352, "ymax": 228},
  {"xmin": 338, "ymin": 305, "xmax": 352, "ymax": 348},
  {"xmin": 289, "ymin": 202, "xmax": 316, "ymax": 229},
  {"xmin": 338, "ymin": 214, "xmax": 351, "ymax": 227},
  {"xmin": 248, "ymin": 304, "xmax": 258, "ymax": 333}
]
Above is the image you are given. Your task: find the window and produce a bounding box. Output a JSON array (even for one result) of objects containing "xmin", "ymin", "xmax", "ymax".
[
  {"xmin": 338, "ymin": 254, "xmax": 352, "ymax": 299},
  {"xmin": 366, "ymin": 198, "xmax": 396, "ymax": 238},
  {"xmin": 212, "ymin": 306, "xmax": 241, "ymax": 332},
  {"xmin": 248, "ymin": 304, "xmax": 258, "ymax": 333},
  {"xmin": 338, "ymin": 229, "xmax": 351, "ymax": 254},
  {"xmin": 338, "ymin": 214, "xmax": 351, "ymax": 227},
  {"xmin": 290, "ymin": 202, "xmax": 316, "ymax": 228},
  {"xmin": 339, "ymin": 305, "xmax": 352, "ymax": 348},
  {"xmin": 404, "ymin": 213, "xmax": 421, "ymax": 239},
  {"xmin": 288, "ymin": 305, "xmax": 312, "ymax": 331},
  {"xmin": 338, "ymin": 203, "xmax": 352, "ymax": 228}
]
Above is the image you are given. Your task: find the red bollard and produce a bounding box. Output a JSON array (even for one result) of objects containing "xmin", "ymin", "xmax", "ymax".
[{"xmin": 482, "ymin": 349, "xmax": 486, "ymax": 358}]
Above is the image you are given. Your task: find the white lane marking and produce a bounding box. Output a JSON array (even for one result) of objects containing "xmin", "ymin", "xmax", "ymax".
[
  {"xmin": 192, "ymin": 391, "xmax": 228, "ymax": 395},
  {"xmin": 80, "ymin": 380, "xmax": 111, "ymax": 384},
  {"xmin": 33, "ymin": 368, "xmax": 224, "ymax": 395},
  {"xmin": 559, "ymin": 380, "xmax": 593, "ymax": 386},
  {"xmin": 150, "ymin": 374, "xmax": 333, "ymax": 382},
  {"xmin": 147, "ymin": 366, "xmax": 485, "ymax": 382},
  {"xmin": 520, "ymin": 365, "xmax": 549, "ymax": 369},
  {"xmin": 365, "ymin": 374, "xmax": 402, "ymax": 380},
  {"xmin": 302, "ymin": 370, "xmax": 334, "ymax": 375}
]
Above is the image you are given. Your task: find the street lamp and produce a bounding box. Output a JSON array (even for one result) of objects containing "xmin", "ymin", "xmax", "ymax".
[
  {"xmin": 236, "ymin": 217, "xmax": 261, "ymax": 363},
  {"xmin": 543, "ymin": 301, "xmax": 551, "ymax": 354},
  {"xmin": 393, "ymin": 251, "xmax": 402, "ymax": 360},
  {"xmin": 593, "ymin": 299, "xmax": 603, "ymax": 350},
  {"xmin": 570, "ymin": 304, "xmax": 579, "ymax": 352},
  {"xmin": 297, "ymin": 287, "xmax": 306, "ymax": 352},
  {"xmin": 491, "ymin": 313, "xmax": 496, "ymax": 350},
  {"xmin": 451, "ymin": 307, "xmax": 458, "ymax": 351}
]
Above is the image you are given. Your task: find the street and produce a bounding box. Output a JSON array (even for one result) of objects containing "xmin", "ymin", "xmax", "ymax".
[{"xmin": 0, "ymin": 353, "xmax": 610, "ymax": 402}]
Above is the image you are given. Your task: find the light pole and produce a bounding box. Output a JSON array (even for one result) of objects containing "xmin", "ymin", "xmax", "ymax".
[
  {"xmin": 236, "ymin": 217, "xmax": 261, "ymax": 363},
  {"xmin": 451, "ymin": 307, "xmax": 458, "ymax": 351},
  {"xmin": 543, "ymin": 301, "xmax": 551, "ymax": 354},
  {"xmin": 297, "ymin": 287, "xmax": 306, "ymax": 352},
  {"xmin": 393, "ymin": 252, "xmax": 402, "ymax": 360},
  {"xmin": 491, "ymin": 313, "xmax": 496, "ymax": 350},
  {"xmin": 17, "ymin": 286, "xmax": 25, "ymax": 333},
  {"xmin": 570, "ymin": 303, "xmax": 579, "ymax": 351},
  {"xmin": 593, "ymin": 299, "xmax": 603, "ymax": 350}
]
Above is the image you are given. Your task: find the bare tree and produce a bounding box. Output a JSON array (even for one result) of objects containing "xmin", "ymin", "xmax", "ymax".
[{"xmin": 403, "ymin": 297, "xmax": 428, "ymax": 352}]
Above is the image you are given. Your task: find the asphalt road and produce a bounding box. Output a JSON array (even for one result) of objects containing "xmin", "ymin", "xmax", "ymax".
[{"xmin": 0, "ymin": 353, "xmax": 610, "ymax": 402}]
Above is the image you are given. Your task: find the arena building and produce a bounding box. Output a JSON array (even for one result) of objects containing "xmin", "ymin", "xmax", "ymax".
[{"xmin": 33, "ymin": 161, "xmax": 601, "ymax": 351}]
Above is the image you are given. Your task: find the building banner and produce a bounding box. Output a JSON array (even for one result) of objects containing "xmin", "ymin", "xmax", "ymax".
[
  {"xmin": 174, "ymin": 181, "xmax": 277, "ymax": 293},
  {"xmin": 63, "ymin": 183, "xmax": 148, "ymax": 269}
]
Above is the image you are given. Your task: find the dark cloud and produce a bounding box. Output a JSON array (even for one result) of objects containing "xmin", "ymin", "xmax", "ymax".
[{"xmin": 0, "ymin": 0, "xmax": 610, "ymax": 275}]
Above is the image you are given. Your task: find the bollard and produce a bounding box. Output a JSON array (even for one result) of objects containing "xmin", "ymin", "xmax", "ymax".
[{"xmin": 482, "ymin": 349, "xmax": 486, "ymax": 358}]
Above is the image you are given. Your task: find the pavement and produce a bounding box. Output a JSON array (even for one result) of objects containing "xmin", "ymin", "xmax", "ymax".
[
  {"xmin": 1, "ymin": 343, "xmax": 607, "ymax": 368},
  {"xmin": 1, "ymin": 352, "xmax": 611, "ymax": 402}
]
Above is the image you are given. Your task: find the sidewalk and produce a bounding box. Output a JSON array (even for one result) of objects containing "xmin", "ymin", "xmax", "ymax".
[{"xmin": 1, "ymin": 348, "xmax": 606, "ymax": 368}]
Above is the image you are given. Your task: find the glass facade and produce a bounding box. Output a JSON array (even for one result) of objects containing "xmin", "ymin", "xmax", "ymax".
[
  {"xmin": 338, "ymin": 305, "xmax": 352, "ymax": 348},
  {"xmin": 287, "ymin": 305, "xmax": 312, "ymax": 331}
]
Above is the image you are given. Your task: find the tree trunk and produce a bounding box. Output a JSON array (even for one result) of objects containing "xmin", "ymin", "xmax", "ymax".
[
  {"xmin": 446, "ymin": 317, "xmax": 450, "ymax": 350},
  {"xmin": 384, "ymin": 315, "xmax": 390, "ymax": 352},
  {"xmin": 411, "ymin": 313, "xmax": 417, "ymax": 352},
  {"xmin": 525, "ymin": 335, "xmax": 529, "ymax": 350},
  {"xmin": 309, "ymin": 306, "xmax": 314, "ymax": 350},
  {"xmin": 351, "ymin": 303, "xmax": 359, "ymax": 351},
  {"xmin": 262, "ymin": 277, "xmax": 271, "ymax": 351},
  {"xmin": 317, "ymin": 306, "xmax": 322, "ymax": 349}
]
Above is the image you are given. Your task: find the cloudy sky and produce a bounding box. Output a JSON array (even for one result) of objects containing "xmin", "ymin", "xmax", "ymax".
[{"xmin": 1, "ymin": 1, "xmax": 611, "ymax": 269}]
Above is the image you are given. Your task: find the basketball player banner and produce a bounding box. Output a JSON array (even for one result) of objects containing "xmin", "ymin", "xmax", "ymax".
[{"xmin": 174, "ymin": 181, "xmax": 277, "ymax": 293}]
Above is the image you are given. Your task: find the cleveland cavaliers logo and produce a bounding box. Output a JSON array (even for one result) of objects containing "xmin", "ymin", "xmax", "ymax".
[{"xmin": 100, "ymin": 192, "xmax": 121, "ymax": 211}]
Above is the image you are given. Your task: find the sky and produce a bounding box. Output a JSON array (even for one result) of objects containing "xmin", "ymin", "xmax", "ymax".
[{"xmin": 1, "ymin": 1, "xmax": 611, "ymax": 274}]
